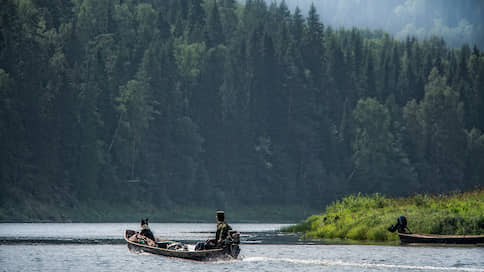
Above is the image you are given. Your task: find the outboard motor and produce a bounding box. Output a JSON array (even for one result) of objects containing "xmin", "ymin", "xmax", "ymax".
[
  {"xmin": 222, "ymin": 230, "xmax": 241, "ymax": 258},
  {"xmin": 229, "ymin": 231, "xmax": 240, "ymax": 244},
  {"xmin": 387, "ymin": 216, "xmax": 410, "ymax": 233}
]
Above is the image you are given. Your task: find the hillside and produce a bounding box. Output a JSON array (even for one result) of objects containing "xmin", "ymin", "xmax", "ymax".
[{"xmin": 1, "ymin": 0, "xmax": 484, "ymax": 222}]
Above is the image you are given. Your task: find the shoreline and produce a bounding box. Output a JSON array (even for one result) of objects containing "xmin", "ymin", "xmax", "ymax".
[{"xmin": 282, "ymin": 189, "xmax": 484, "ymax": 243}]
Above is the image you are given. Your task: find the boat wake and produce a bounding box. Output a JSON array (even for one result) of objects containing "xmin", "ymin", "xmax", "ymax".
[{"xmin": 242, "ymin": 257, "xmax": 484, "ymax": 272}]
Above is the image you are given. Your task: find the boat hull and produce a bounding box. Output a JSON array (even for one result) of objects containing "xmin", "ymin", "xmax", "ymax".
[
  {"xmin": 124, "ymin": 230, "xmax": 240, "ymax": 261},
  {"xmin": 398, "ymin": 233, "xmax": 484, "ymax": 245}
]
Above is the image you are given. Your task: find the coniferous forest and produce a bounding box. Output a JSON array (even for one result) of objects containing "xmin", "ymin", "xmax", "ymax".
[
  {"xmin": 1, "ymin": 0, "xmax": 484, "ymax": 221},
  {"xmin": 273, "ymin": 0, "xmax": 484, "ymax": 49}
]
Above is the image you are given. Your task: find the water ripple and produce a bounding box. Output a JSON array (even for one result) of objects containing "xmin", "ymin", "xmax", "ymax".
[{"xmin": 242, "ymin": 257, "xmax": 484, "ymax": 272}]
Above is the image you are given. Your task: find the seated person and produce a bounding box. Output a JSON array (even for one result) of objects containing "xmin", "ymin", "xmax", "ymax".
[
  {"xmin": 201, "ymin": 211, "xmax": 232, "ymax": 250},
  {"xmin": 215, "ymin": 211, "xmax": 232, "ymax": 245},
  {"xmin": 140, "ymin": 218, "xmax": 156, "ymax": 241},
  {"xmin": 129, "ymin": 218, "xmax": 156, "ymax": 247}
]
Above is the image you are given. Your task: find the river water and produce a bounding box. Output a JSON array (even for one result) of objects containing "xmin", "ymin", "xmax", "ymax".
[{"xmin": 0, "ymin": 223, "xmax": 483, "ymax": 272}]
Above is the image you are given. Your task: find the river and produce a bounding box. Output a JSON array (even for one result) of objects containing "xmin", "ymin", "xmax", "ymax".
[{"xmin": 0, "ymin": 223, "xmax": 483, "ymax": 271}]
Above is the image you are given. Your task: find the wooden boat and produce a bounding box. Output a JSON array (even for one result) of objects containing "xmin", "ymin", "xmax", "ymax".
[
  {"xmin": 398, "ymin": 233, "xmax": 484, "ymax": 245},
  {"xmin": 124, "ymin": 230, "xmax": 240, "ymax": 261}
]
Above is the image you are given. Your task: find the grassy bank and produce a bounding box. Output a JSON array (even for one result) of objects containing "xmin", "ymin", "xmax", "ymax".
[{"xmin": 282, "ymin": 189, "xmax": 484, "ymax": 242}]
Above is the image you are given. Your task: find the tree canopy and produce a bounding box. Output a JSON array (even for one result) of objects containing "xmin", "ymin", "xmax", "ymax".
[{"xmin": 1, "ymin": 0, "xmax": 483, "ymax": 221}]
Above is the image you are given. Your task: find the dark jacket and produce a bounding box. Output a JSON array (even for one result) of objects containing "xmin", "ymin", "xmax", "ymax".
[
  {"xmin": 140, "ymin": 228, "xmax": 155, "ymax": 241},
  {"xmin": 216, "ymin": 222, "xmax": 232, "ymax": 242}
]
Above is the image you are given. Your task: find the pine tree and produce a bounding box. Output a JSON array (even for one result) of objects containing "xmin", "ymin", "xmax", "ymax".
[
  {"xmin": 187, "ymin": 0, "xmax": 206, "ymax": 42},
  {"xmin": 290, "ymin": 7, "xmax": 304, "ymax": 47},
  {"xmin": 206, "ymin": 0, "xmax": 224, "ymax": 47},
  {"xmin": 419, "ymin": 68, "xmax": 466, "ymax": 191},
  {"xmin": 302, "ymin": 4, "xmax": 324, "ymax": 86}
]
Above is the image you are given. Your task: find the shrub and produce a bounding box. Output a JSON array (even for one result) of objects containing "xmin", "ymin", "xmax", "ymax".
[
  {"xmin": 367, "ymin": 226, "xmax": 388, "ymax": 241},
  {"xmin": 347, "ymin": 225, "xmax": 367, "ymax": 240},
  {"xmin": 283, "ymin": 189, "xmax": 484, "ymax": 242}
]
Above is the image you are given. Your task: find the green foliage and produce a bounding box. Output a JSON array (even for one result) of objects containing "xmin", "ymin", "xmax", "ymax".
[
  {"xmin": 352, "ymin": 98, "xmax": 393, "ymax": 186},
  {"xmin": 284, "ymin": 189, "xmax": 484, "ymax": 242},
  {"xmin": 280, "ymin": 215, "xmax": 320, "ymax": 233},
  {"xmin": 402, "ymin": 68, "xmax": 467, "ymax": 191},
  {"xmin": 1, "ymin": 0, "xmax": 484, "ymax": 222},
  {"xmin": 174, "ymin": 39, "xmax": 207, "ymax": 80}
]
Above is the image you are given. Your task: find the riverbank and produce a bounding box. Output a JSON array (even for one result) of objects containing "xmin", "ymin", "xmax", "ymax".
[{"xmin": 282, "ymin": 189, "xmax": 484, "ymax": 242}]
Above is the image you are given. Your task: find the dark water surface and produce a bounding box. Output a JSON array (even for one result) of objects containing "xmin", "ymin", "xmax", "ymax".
[{"xmin": 1, "ymin": 223, "xmax": 483, "ymax": 272}]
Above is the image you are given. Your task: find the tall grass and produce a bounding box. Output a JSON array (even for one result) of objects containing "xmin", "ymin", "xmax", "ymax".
[{"xmin": 281, "ymin": 189, "xmax": 484, "ymax": 242}]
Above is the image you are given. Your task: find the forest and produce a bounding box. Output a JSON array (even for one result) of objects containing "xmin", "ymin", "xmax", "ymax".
[
  {"xmin": 1, "ymin": 0, "xmax": 483, "ymax": 222},
  {"xmin": 264, "ymin": 0, "xmax": 484, "ymax": 49}
]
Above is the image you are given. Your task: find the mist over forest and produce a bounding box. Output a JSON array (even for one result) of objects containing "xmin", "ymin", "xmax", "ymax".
[{"xmin": 256, "ymin": 0, "xmax": 484, "ymax": 48}]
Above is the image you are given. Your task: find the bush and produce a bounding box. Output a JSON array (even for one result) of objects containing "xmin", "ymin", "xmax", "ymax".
[
  {"xmin": 283, "ymin": 189, "xmax": 484, "ymax": 242},
  {"xmin": 367, "ymin": 226, "xmax": 388, "ymax": 241},
  {"xmin": 347, "ymin": 225, "xmax": 367, "ymax": 240}
]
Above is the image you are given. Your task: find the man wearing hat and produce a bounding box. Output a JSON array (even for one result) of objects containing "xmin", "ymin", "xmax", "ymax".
[
  {"xmin": 200, "ymin": 210, "xmax": 232, "ymax": 250},
  {"xmin": 215, "ymin": 211, "xmax": 232, "ymax": 246}
]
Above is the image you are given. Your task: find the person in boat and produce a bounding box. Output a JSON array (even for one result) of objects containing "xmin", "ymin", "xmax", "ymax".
[
  {"xmin": 215, "ymin": 211, "xmax": 232, "ymax": 245},
  {"xmin": 198, "ymin": 211, "xmax": 232, "ymax": 250},
  {"xmin": 140, "ymin": 218, "xmax": 156, "ymax": 241},
  {"xmin": 129, "ymin": 218, "xmax": 156, "ymax": 246}
]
